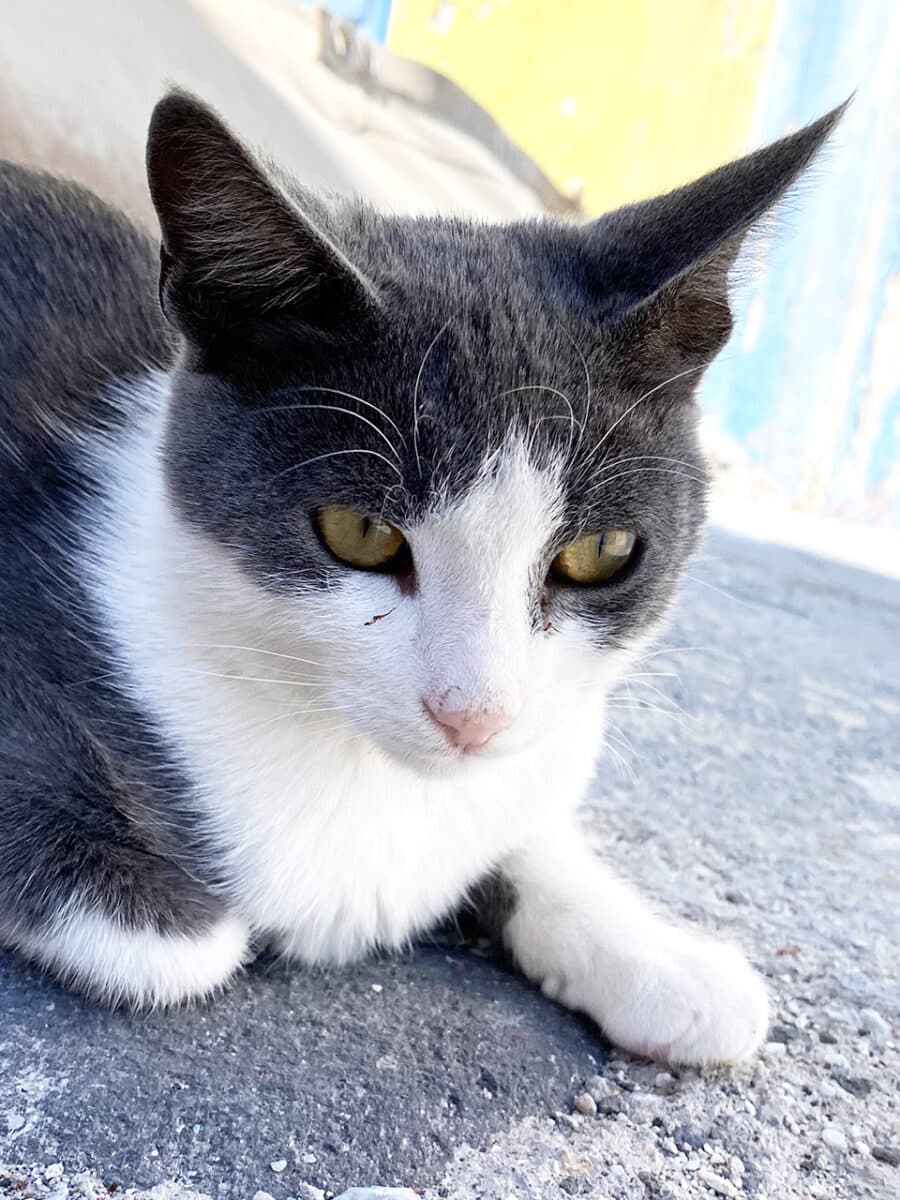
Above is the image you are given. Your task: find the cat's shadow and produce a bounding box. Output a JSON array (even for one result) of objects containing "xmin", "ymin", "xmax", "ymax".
[{"xmin": 0, "ymin": 940, "xmax": 605, "ymax": 1193}]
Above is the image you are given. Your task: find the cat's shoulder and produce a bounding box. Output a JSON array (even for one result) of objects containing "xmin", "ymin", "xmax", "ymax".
[{"xmin": 0, "ymin": 161, "xmax": 173, "ymax": 457}]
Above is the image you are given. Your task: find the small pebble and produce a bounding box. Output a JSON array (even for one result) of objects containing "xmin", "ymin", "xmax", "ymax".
[
  {"xmin": 45, "ymin": 1164, "xmax": 65, "ymax": 1181},
  {"xmin": 253, "ymin": 1192, "xmax": 276, "ymax": 1200},
  {"xmin": 295, "ymin": 1186, "xmax": 326, "ymax": 1200},
  {"xmin": 697, "ymin": 1167, "xmax": 740, "ymax": 1197},
  {"xmin": 822, "ymin": 1126, "xmax": 848, "ymax": 1153},
  {"xmin": 332, "ymin": 1191, "xmax": 422, "ymax": 1200},
  {"xmin": 654, "ymin": 1072, "xmax": 678, "ymax": 1094},
  {"xmin": 301, "ymin": 1152, "xmax": 317, "ymax": 1164},
  {"xmin": 769, "ymin": 1025, "xmax": 799, "ymax": 1044},
  {"xmin": 370, "ymin": 983, "xmax": 383, "ymax": 993},
  {"xmin": 270, "ymin": 1159, "xmax": 288, "ymax": 1173},
  {"xmin": 596, "ymin": 1096, "xmax": 626, "ymax": 1116},
  {"xmin": 573, "ymin": 1091, "xmax": 597, "ymax": 1117},
  {"xmin": 871, "ymin": 1145, "xmax": 900, "ymax": 1167},
  {"xmin": 584, "ymin": 1074, "xmax": 614, "ymax": 1101},
  {"xmin": 859, "ymin": 1008, "xmax": 890, "ymax": 1043},
  {"xmin": 673, "ymin": 1126, "xmax": 706, "ymax": 1152},
  {"xmin": 834, "ymin": 1074, "xmax": 873, "ymax": 1098},
  {"xmin": 823, "ymin": 1049, "xmax": 849, "ymax": 1071}
]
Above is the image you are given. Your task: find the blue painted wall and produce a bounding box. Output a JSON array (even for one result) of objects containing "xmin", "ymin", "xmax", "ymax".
[
  {"xmin": 700, "ymin": 0, "xmax": 900, "ymax": 526},
  {"xmin": 305, "ymin": 0, "xmax": 391, "ymax": 43}
]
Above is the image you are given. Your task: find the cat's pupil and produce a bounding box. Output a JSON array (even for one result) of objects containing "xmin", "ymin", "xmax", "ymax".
[{"xmin": 361, "ymin": 516, "xmax": 371, "ymax": 538}]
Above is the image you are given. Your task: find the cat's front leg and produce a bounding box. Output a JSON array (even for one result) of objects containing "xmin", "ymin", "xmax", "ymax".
[{"xmin": 481, "ymin": 824, "xmax": 769, "ymax": 1066}]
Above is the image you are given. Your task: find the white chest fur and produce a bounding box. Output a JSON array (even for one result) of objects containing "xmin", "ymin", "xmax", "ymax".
[{"xmin": 151, "ymin": 675, "xmax": 584, "ymax": 963}]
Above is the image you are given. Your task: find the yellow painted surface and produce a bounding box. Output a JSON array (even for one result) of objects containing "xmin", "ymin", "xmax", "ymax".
[{"xmin": 388, "ymin": 0, "xmax": 775, "ymax": 214}]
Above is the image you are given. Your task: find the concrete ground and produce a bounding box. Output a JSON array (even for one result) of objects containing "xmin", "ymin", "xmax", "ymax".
[{"xmin": 2, "ymin": 526, "xmax": 898, "ymax": 1199}]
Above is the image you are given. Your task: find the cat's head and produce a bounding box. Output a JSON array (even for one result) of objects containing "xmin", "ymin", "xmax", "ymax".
[{"xmin": 146, "ymin": 91, "xmax": 841, "ymax": 774}]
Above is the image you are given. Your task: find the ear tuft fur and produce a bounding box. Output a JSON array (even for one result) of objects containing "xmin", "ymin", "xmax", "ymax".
[
  {"xmin": 586, "ymin": 101, "xmax": 849, "ymax": 386},
  {"xmin": 146, "ymin": 89, "xmax": 374, "ymax": 345}
]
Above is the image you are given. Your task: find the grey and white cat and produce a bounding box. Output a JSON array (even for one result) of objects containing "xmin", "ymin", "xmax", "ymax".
[{"xmin": 0, "ymin": 92, "xmax": 842, "ymax": 1065}]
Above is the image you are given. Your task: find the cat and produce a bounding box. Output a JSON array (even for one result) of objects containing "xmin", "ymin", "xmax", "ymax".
[{"xmin": 0, "ymin": 90, "xmax": 843, "ymax": 1065}]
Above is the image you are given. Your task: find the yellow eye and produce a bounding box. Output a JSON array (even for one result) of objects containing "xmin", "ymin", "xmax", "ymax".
[
  {"xmin": 551, "ymin": 529, "xmax": 637, "ymax": 585},
  {"xmin": 316, "ymin": 505, "xmax": 407, "ymax": 570}
]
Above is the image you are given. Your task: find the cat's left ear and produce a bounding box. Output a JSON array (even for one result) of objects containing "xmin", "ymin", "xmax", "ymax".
[
  {"xmin": 582, "ymin": 101, "xmax": 848, "ymax": 391},
  {"xmin": 146, "ymin": 90, "xmax": 377, "ymax": 346}
]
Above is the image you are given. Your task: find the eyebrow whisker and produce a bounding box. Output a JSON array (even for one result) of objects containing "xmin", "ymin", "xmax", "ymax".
[
  {"xmin": 255, "ymin": 402, "xmax": 403, "ymax": 464},
  {"xmin": 268, "ymin": 448, "xmax": 403, "ymax": 484},
  {"xmin": 412, "ymin": 319, "xmax": 452, "ymax": 478}
]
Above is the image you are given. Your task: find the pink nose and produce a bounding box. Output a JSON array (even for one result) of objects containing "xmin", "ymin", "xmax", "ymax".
[{"xmin": 424, "ymin": 702, "xmax": 513, "ymax": 750}]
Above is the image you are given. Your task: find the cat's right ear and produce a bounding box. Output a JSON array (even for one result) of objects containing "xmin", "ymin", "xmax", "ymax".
[
  {"xmin": 146, "ymin": 90, "xmax": 377, "ymax": 347},
  {"xmin": 576, "ymin": 102, "xmax": 847, "ymax": 394}
]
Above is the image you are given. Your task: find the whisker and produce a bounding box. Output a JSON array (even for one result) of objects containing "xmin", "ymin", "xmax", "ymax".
[
  {"xmin": 185, "ymin": 643, "xmax": 327, "ymax": 670},
  {"xmin": 413, "ymin": 319, "xmax": 451, "ymax": 477},
  {"xmin": 586, "ymin": 362, "xmax": 711, "ymax": 465},
  {"xmin": 603, "ymin": 723, "xmax": 637, "ymax": 755},
  {"xmin": 684, "ymin": 575, "xmax": 755, "ymax": 609},
  {"xmin": 626, "ymin": 678, "xmax": 697, "ymax": 722},
  {"xmin": 494, "ymin": 384, "xmax": 579, "ymax": 454},
  {"xmin": 606, "ymin": 718, "xmax": 641, "ymax": 761},
  {"xmin": 268, "ymin": 448, "xmax": 403, "ymax": 483},
  {"xmin": 601, "ymin": 737, "xmax": 635, "ymax": 781},
  {"xmin": 586, "ymin": 465, "xmax": 707, "ymax": 496},
  {"xmin": 254, "ymin": 403, "xmax": 401, "ymax": 464},
  {"xmin": 629, "ymin": 644, "xmax": 721, "ymax": 665},
  {"xmin": 376, "ymin": 481, "xmax": 407, "ymax": 525},
  {"xmin": 258, "ymin": 386, "xmax": 407, "ymax": 448},
  {"xmin": 67, "ymin": 668, "xmax": 131, "ymax": 689},
  {"xmin": 494, "ymin": 384, "xmax": 575, "ymax": 406},
  {"xmin": 600, "ymin": 701, "xmax": 670, "ymax": 712},
  {"xmin": 255, "ymin": 705, "xmax": 354, "ymax": 727},
  {"xmin": 561, "ymin": 327, "xmax": 592, "ymax": 455},
  {"xmin": 577, "ymin": 671, "xmax": 682, "ymax": 695},
  {"xmin": 182, "ymin": 670, "xmax": 326, "ymax": 689},
  {"xmin": 610, "ymin": 697, "xmax": 693, "ymax": 731},
  {"xmin": 589, "ymin": 453, "xmax": 708, "ymax": 483}
]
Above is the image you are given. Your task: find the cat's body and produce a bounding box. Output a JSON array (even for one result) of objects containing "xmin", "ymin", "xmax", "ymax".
[
  {"xmin": 0, "ymin": 94, "xmax": 842, "ymax": 1063},
  {"xmin": 89, "ymin": 371, "xmax": 608, "ymax": 967}
]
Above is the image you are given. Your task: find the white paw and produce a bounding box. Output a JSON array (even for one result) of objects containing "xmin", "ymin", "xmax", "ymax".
[{"xmin": 556, "ymin": 937, "xmax": 769, "ymax": 1067}]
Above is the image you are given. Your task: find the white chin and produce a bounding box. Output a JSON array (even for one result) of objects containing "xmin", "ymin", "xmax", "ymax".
[
  {"xmin": 391, "ymin": 737, "xmax": 523, "ymax": 779},
  {"xmin": 358, "ymin": 718, "xmax": 528, "ymax": 776}
]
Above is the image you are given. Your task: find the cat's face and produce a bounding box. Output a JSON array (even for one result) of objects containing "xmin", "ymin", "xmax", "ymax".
[
  {"xmin": 162, "ymin": 231, "xmax": 706, "ymax": 773},
  {"xmin": 148, "ymin": 92, "xmax": 841, "ymax": 774}
]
